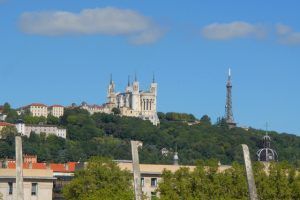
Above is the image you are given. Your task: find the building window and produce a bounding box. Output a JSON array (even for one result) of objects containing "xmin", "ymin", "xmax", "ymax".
[
  {"xmin": 31, "ymin": 183, "xmax": 38, "ymax": 196},
  {"xmin": 151, "ymin": 178, "xmax": 157, "ymax": 187},
  {"xmin": 141, "ymin": 178, "xmax": 144, "ymax": 187},
  {"xmin": 8, "ymin": 182, "xmax": 13, "ymax": 195}
]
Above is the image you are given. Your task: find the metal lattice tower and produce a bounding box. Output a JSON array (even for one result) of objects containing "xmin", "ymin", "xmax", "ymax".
[{"xmin": 225, "ymin": 68, "xmax": 236, "ymax": 128}]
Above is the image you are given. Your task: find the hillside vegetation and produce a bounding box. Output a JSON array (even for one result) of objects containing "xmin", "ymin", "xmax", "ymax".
[{"xmin": 1, "ymin": 105, "xmax": 300, "ymax": 167}]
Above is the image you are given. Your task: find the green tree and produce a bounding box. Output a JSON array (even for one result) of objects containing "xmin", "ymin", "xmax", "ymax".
[
  {"xmin": 47, "ymin": 114, "xmax": 60, "ymax": 125},
  {"xmin": 200, "ymin": 115, "xmax": 212, "ymax": 126},
  {"xmin": 0, "ymin": 126, "xmax": 18, "ymax": 139},
  {"xmin": 112, "ymin": 107, "xmax": 121, "ymax": 115},
  {"xmin": 63, "ymin": 157, "xmax": 134, "ymax": 200},
  {"xmin": 2, "ymin": 102, "xmax": 19, "ymax": 123},
  {"xmin": 2, "ymin": 102, "xmax": 11, "ymax": 114},
  {"xmin": 23, "ymin": 115, "xmax": 47, "ymax": 124}
]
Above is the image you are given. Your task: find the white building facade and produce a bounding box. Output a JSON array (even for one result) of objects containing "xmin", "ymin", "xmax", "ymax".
[
  {"xmin": 79, "ymin": 102, "xmax": 110, "ymax": 115},
  {"xmin": 48, "ymin": 105, "xmax": 64, "ymax": 118},
  {"xmin": 0, "ymin": 169, "xmax": 55, "ymax": 200},
  {"xmin": 25, "ymin": 103, "xmax": 48, "ymax": 118},
  {"xmin": 15, "ymin": 122, "xmax": 66, "ymax": 139},
  {"xmin": 106, "ymin": 76, "xmax": 159, "ymax": 125}
]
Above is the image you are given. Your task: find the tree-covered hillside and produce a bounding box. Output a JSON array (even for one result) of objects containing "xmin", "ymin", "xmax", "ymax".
[{"xmin": 1, "ymin": 106, "xmax": 300, "ymax": 167}]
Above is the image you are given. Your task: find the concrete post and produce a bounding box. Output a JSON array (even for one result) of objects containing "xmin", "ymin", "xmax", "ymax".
[
  {"xmin": 131, "ymin": 141, "xmax": 143, "ymax": 200},
  {"xmin": 15, "ymin": 136, "xmax": 24, "ymax": 200},
  {"xmin": 242, "ymin": 144, "xmax": 258, "ymax": 200}
]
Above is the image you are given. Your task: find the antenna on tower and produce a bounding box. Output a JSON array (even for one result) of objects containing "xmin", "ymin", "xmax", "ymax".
[
  {"xmin": 152, "ymin": 72, "xmax": 156, "ymax": 83},
  {"xmin": 128, "ymin": 75, "xmax": 130, "ymax": 86},
  {"xmin": 134, "ymin": 72, "xmax": 137, "ymax": 82},
  {"xmin": 110, "ymin": 73, "xmax": 113, "ymax": 84}
]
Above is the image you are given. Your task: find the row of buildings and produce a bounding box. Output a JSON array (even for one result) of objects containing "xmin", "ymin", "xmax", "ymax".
[
  {"xmin": 18, "ymin": 104, "xmax": 64, "ymax": 119},
  {"xmin": 0, "ymin": 121, "xmax": 67, "ymax": 139},
  {"xmin": 0, "ymin": 154, "xmax": 230, "ymax": 200},
  {"xmin": 0, "ymin": 155, "xmax": 76, "ymax": 200},
  {"xmin": 1, "ymin": 75, "xmax": 160, "ymax": 126}
]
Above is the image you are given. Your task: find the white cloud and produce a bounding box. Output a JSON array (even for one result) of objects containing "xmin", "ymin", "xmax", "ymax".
[
  {"xmin": 201, "ymin": 21, "xmax": 266, "ymax": 40},
  {"xmin": 276, "ymin": 23, "xmax": 300, "ymax": 45},
  {"xmin": 19, "ymin": 7, "xmax": 164, "ymax": 44},
  {"xmin": 276, "ymin": 23, "xmax": 292, "ymax": 35}
]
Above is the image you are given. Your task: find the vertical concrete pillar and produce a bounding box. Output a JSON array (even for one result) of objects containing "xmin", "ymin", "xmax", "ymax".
[
  {"xmin": 15, "ymin": 136, "xmax": 24, "ymax": 200},
  {"xmin": 242, "ymin": 144, "xmax": 258, "ymax": 200},
  {"xmin": 131, "ymin": 141, "xmax": 143, "ymax": 200}
]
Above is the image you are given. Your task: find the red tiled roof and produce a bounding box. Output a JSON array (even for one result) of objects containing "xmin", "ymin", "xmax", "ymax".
[
  {"xmin": 7, "ymin": 162, "xmax": 77, "ymax": 172},
  {"xmin": 49, "ymin": 105, "xmax": 64, "ymax": 108},
  {"xmin": 0, "ymin": 122, "xmax": 14, "ymax": 127},
  {"xmin": 50, "ymin": 162, "xmax": 76, "ymax": 172},
  {"xmin": 29, "ymin": 103, "xmax": 47, "ymax": 107}
]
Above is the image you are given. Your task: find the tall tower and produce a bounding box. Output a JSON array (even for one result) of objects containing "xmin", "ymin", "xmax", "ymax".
[
  {"xmin": 225, "ymin": 68, "xmax": 236, "ymax": 128},
  {"xmin": 107, "ymin": 74, "xmax": 116, "ymax": 106},
  {"xmin": 150, "ymin": 74, "xmax": 157, "ymax": 96},
  {"xmin": 132, "ymin": 73, "xmax": 140, "ymax": 111}
]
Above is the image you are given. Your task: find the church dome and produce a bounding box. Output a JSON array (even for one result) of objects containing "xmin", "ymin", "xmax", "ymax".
[
  {"xmin": 257, "ymin": 132, "xmax": 278, "ymax": 162},
  {"xmin": 257, "ymin": 148, "xmax": 278, "ymax": 162}
]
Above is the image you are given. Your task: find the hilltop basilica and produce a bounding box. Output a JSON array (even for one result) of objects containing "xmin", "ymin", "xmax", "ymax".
[{"xmin": 104, "ymin": 75, "xmax": 159, "ymax": 125}]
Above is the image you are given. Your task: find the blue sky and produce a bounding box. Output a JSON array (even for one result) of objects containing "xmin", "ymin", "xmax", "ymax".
[{"xmin": 0, "ymin": 0, "xmax": 300, "ymax": 134}]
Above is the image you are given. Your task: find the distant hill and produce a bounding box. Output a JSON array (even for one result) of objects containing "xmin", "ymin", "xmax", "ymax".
[{"xmin": 1, "ymin": 107, "xmax": 300, "ymax": 167}]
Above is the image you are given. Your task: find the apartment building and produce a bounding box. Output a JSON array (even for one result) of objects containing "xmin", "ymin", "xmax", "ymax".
[
  {"xmin": 48, "ymin": 105, "xmax": 64, "ymax": 118},
  {"xmin": 0, "ymin": 168, "xmax": 55, "ymax": 200},
  {"xmin": 15, "ymin": 122, "xmax": 67, "ymax": 139},
  {"xmin": 24, "ymin": 103, "xmax": 48, "ymax": 118},
  {"xmin": 20, "ymin": 103, "xmax": 64, "ymax": 118}
]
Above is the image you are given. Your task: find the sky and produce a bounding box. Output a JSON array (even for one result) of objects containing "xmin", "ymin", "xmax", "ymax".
[{"xmin": 0, "ymin": 0, "xmax": 300, "ymax": 135}]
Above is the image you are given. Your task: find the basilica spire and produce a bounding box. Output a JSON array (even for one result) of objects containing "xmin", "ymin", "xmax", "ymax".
[
  {"xmin": 134, "ymin": 72, "xmax": 137, "ymax": 82},
  {"xmin": 152, "ymin": 73, "xmax": 156, "ymax": 83},
  {"xmin": 110, "ymin": 73, "xmax": 113, "ymax": 84}
]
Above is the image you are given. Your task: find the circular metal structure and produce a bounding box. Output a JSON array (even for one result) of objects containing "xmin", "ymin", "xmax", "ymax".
[{"xmin": 256, "ymin": 133, "xmax": 278, "ymax": 162}]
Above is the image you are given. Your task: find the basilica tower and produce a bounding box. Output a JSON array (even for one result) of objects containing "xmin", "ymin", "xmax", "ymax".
[
  {"xmin": 132, "ymin": 74, "xmax": 140, "ymax": 111},
  {"xmin": 107, "ymin": 74, "xmax": 116, "ymax": 107}
]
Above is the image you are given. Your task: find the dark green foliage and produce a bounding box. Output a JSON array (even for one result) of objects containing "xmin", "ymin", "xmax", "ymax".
[
  {"xmin": 47, "ymin": 115, "xmax": 60, "ymax": 125},
  {"xmin": 62, "ymin": 156, "xmax": 134, "ymax": 200},
  {"xmin": 1, "ymin": 107, "xmax": 300, "ymax": 167},
  {"xmin": 23, "ymin": 115, "xmax": 47, "ymax": 124},
  {"xmin": 165, "ymin": 112, "xmax": 196, "ymax": 122},
  {"xmin": 111, "ymin": 107, "xmax": 121, "ymax": 115},
  {"xmin": 200, "ymin": 114, "xmax": 211, "ymax": 126},
  {"xmin": 158, "ymin": 160, "xmax": 300, "ymax": 200},
  {"xmin": 2, "ymin": 102, "xmax": 19, "ymax": 123}
]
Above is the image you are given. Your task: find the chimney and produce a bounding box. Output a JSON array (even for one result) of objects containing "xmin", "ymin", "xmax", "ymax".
[
  {"xmin": 65, "ymin": 163, "xmax": 69, "ymax": 171},
  {"xmin": 28, "ymin": 162, "xmax": 32, "ymax": 169},
  {"xmin": 173, "ymin": 152, "xmax": 179, "ymax": 165},
  {"xmin": 46, "ymin": 162, "xmax": 50, "ymax": 169}
]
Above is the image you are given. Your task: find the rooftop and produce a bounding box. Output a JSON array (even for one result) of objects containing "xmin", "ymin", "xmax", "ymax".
[
  {"xmin": 6, "ymin": 162, "xmax": 77, "ymax": 173},
  {"xmin": 27, "ymin": 103, "xmax": 48, "ymax": 107},
  {"xmin": 0, "ymin": 122, "xmax": 14, "ymax": 127}
]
